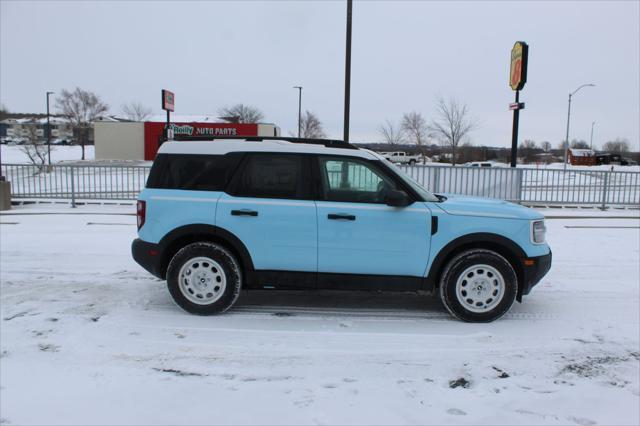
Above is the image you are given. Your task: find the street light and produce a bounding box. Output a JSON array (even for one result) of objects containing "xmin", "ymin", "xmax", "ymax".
[
  {"xmin": 293, "ymin": 86, "xmax": 302, "ymax": 138},
  {"xmin": 343, "ymin": 0, "xmax": 353, "ymax": 143},
  {"xmin": 563, "ymin": 83, "xmax": 595, "ymax": 170},
  {"xmin": 590, "ymin": 121, "xmax": 596, "ymax": 151},
  {"xmin": 46, "ymin": 91, "xmax": 54, "ymax": 166}
]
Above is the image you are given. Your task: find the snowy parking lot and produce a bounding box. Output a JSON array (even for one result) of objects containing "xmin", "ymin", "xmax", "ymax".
[{"xmin": 1, "ymin": 205, "xmax": 639, "ymax": 425}]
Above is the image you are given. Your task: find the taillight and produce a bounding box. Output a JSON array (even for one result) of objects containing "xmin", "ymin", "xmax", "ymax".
[{"xmin": 137, "ymin": 200, "xmax": 146, "ymax": 230}]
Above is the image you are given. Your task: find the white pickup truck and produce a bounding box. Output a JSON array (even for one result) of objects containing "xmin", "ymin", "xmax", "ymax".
[{"xmin": 380, "ymin": 151, "xmax": 421, "ymax": 165}]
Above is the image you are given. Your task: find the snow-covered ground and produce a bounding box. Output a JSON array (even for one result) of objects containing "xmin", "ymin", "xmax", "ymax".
[
  {"xmin": 518, "ymin": 162, "xmax": 640, "ymax": 172},
  {"xmin": 1, "ymin": 145, "xmax": 95, "ymax": 164},
  {"xmin": 0, "ymin": 206, "xmax": 639, "ymax": 425}
]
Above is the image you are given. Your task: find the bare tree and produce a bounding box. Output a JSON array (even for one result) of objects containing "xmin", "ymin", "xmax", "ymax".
[
  {"xmin": 121, "ymin": 102, "xmax": 152, "ymax": 121},
  {"xmin": 401, "ymin": 111, "xmax": 428, "ymax": 157},
  {"xmin": 519, "ymin": 140, "xmax": 538, "ymax": 164},
  {"xmin": 378, "ymin": 119, "xmax": 405, "ymax": 145},
  {"xmin": 218, "ymin": 104, "xmax": 264, "ymax": 123},
  {"xmin": 603, "ymin": 138, "xmax": 630, "ymax": 154},
  {"xmin": 428, "ymin": 97, "xmax": 476, "ymax": 166},
  {"xmin": 56, "ymin": 88, "xmax": 109, "ymax": 160},
  {"xmin": 459, "ymin": 141, "xmax": 477, "ymax": 164},
  {"xmin": 540, "ymin": 141, "xmax": 552, "ymax": 152},
  {"xmin": 19, "ymin": 124, "xmax": 50, "ymax": 172},
  {"xmin": 299, "ymin": 111, "xmax": 326, "ymax": 138},
  {"xmin": 570, "ymin": 139, "xmax": 590, "ymax": 149},
  {"xmin": 0, "ymin": 103, "xmax": 8, "ymax": 121}
]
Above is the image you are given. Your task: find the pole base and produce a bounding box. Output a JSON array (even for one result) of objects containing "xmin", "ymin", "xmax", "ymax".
[{"xmin": 0, "ymin": 180, "xmax": 11, "ymax": 211}]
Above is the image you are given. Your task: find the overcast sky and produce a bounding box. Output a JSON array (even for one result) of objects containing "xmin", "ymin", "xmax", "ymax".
[{"xmin": 1, "ymin": 0, "xmax": 639, "ymax": 149}]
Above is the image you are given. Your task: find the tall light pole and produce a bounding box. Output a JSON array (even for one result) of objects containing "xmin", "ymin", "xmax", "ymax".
[
  {"xmin": 46, "ymin": 91, "xmax": 54, "ymax": 165},
  {"xmin": 589, "ymin": 121, "xmax": 596, "ymax": 151},
  {"xmin": 293, "ymin": 86, "xmax": 302, "ymax": 138},
  {"xmin": 563, "ymin": 83, "xmax": 595, "ymax": 170},
  {"xmin": 343, "ymin": 0, "xmax": 353, "ymax": 143}
]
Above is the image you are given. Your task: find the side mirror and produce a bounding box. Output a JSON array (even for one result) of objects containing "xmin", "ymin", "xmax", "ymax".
[{"xmin": 385, "ymin": 189, "xmax": 411, "ymax": 207}]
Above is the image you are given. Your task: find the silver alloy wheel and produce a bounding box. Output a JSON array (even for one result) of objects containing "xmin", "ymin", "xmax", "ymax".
[
  {"xmin": 178, "ymin": 256, "xmax": 227, "ymax": 305},
  {"xmin": 455, "ymin": 263, "xmax": 505, "ymax": 313}
]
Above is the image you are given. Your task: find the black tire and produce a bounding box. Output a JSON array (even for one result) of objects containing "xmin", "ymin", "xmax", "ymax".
[
  {"xmin": 439, "ymin": 249, "xmax": 518, "ymax": 322},
  {"xmin": 409, "ymin": 159, "xmax": 417, "ymax": 165},
  {"xmin": 166, "ymin": 242, "xmax": 242, "ymax": 315}
]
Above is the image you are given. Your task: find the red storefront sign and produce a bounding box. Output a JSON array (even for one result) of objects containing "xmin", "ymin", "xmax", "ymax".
[
  {"xmin": 162, "ymin": 90, "xmax": 175, "ymax": 111},
  {"xmin": 144, "ymin": 122, "xmax": 259, "ymax": 160}
]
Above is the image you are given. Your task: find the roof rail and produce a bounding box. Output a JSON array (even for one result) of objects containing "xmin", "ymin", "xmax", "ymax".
[{"xmin": 170, "ymin": 135, "xmax": 358, "ymax": 150}]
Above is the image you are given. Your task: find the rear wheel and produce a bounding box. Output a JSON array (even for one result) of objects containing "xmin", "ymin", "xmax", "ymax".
[
  {"xmin": 439, "ymin": 249, "xmax": 517, "ymax": 322},
  {"xmin": 167, "ymin": 242, "xmax": 242, "ymax": 315}
]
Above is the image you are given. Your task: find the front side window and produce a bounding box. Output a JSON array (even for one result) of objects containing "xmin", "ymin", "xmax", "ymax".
[
  {"xmin": 319, "ymin": 157, "xmax": 398, "ymax": 204},
  {"xmin": 234, "ymin": 153, "xmax": 310, "ymax": 199}
]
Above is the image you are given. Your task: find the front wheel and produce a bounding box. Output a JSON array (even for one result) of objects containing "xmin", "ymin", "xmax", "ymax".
[
  {"xmin": 439, "ymin": 249, "xmax": 517, "ymax": 322},
  {"xmin": 166, "ymin": 242, "xmax": 242, "ymax": 315}
]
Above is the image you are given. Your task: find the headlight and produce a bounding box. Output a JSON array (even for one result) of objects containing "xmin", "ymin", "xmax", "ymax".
[{"xmin": 531, "ymin": 220, "xmax": 546, "ymax": 244}]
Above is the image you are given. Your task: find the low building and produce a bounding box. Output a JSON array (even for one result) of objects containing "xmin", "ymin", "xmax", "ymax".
[
  {"xmin": 0, "ymin": 116, "xmax": 74, "ymax": 141},
  {"xmin": 94, "ymin": 115, "xmax": 280, "ymax": 161},
  {"xmin": 595, "ymin": 153, "xmax": 623, "ymax": 165},
  {"xmin": 568, "ymin": 148, "xmax": 597, "ymax": 166},
  {"xmin": 533, "ymin": 152, "xmax": 560, "ymax": 164}
]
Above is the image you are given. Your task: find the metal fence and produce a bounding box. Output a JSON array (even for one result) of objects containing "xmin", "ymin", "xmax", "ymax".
[
  {"xmin": 1, "ymin": 163, "xmax": 150, "ymax": 206},
  {"xmin": 2, "ymin": 162, "xmax": 639, "ymax": 208},
  {"xmin": 399, "ymin": 165, "xmax": 521, "ymax": 201},
  {"xmin": 399, "ymin": 164, "xmax": 640, "ymax": 207}
]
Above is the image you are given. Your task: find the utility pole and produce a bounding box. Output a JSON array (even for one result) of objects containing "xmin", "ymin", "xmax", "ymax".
[
  {"xmin": 510, "ymin": 90, "xmax": 521, "ymax": 167},
  {"xmin": 590, "ymin": 121, "xmax": 596, "ymax": 151},
  {"xmin": 293, "ymin": 86, "xmax": 302, "ymax": 138},
  {"xmin": 343, "ymin": 0, "xmax": 353, "ymax": 143},
  {"xmin": 563, "ymin": 83, "xmax": 595, "ymax": 171},
  {"xmin": 46, "ymin": 91, "xmax": 54, "ymax": 165}
]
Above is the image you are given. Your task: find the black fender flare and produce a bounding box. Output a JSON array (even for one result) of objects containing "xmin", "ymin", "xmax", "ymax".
[
  {"xmin": 426, "ymin": 232, "xmax": 527, "ymax": 296},
  {"xmin": 157, "ymin": 224, "xmax": 254, "ymax": 278}
]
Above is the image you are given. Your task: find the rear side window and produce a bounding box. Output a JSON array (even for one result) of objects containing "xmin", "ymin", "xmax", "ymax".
[
  {"xmin": 232, "ymin": 153, "xmax": 311, "ymax": 199},
  {"xmin": 146, "ymin": 153, "xmax": 242, "ymax": 191}
]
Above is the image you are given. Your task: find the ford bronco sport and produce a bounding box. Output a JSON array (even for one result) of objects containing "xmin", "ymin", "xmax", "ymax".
[{"xmin": 132, "ymin": 137, "xmax": 551, "ymax": 322}]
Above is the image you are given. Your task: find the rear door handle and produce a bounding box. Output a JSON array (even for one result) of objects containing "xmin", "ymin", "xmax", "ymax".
[
  {"xmin": 328, "ymin": 213, "xmax": 356, "ymax": 221},
  {"xmin": 231, "ymin": 209, "xmax": 258, "ymax": 217}
]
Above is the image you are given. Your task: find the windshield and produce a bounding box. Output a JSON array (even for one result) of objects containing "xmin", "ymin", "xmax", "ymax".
[{"xmin": 378, "ymin": 156, "xmax": 440, "ymax": 202}]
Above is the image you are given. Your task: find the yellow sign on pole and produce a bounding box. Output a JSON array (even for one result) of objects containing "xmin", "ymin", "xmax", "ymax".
[{"xmin": 509, "ymin": 41, "xmax": 528, "ymax": 91}]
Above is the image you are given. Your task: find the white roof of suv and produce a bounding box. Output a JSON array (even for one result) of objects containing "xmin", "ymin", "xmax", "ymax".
[{"xmin": 158, "ymin": 139, "xmax": 379, "ymax": 160}]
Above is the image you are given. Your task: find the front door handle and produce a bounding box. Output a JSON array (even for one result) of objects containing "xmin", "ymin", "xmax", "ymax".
[
  {"xmin": 231, "ymin": 209, "xmax": 258, "ymax": 217},
  {"xmin": 328, "ymin": 213, "xmax": 356, "ymax": 221}
]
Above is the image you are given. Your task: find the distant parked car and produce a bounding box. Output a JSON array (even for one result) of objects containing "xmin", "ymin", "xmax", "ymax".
[
  {"xmin": 381, "ymin": 151, "xmax": 421, "ymax": 165},
  {"xmin": 621, "ymin": 158, "xmax": 638, "ymax": 166},
  {"xmin": 51, "ymin": 138, "xmax": 70, "ymax": 146},
  {"xmin": 466, "ymin": 161, "xmax": 494, "ymax": 167}
]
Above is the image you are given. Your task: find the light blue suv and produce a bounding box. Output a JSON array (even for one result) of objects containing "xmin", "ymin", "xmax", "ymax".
[{"xmin": 132, "ymin": 137, "xmax": 551, "ymax": 322}]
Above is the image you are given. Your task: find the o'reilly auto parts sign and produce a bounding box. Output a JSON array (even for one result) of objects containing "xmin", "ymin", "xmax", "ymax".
[{"xmin": 168, "ymin": 124, "xmax": 239, "ymax": 137}]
